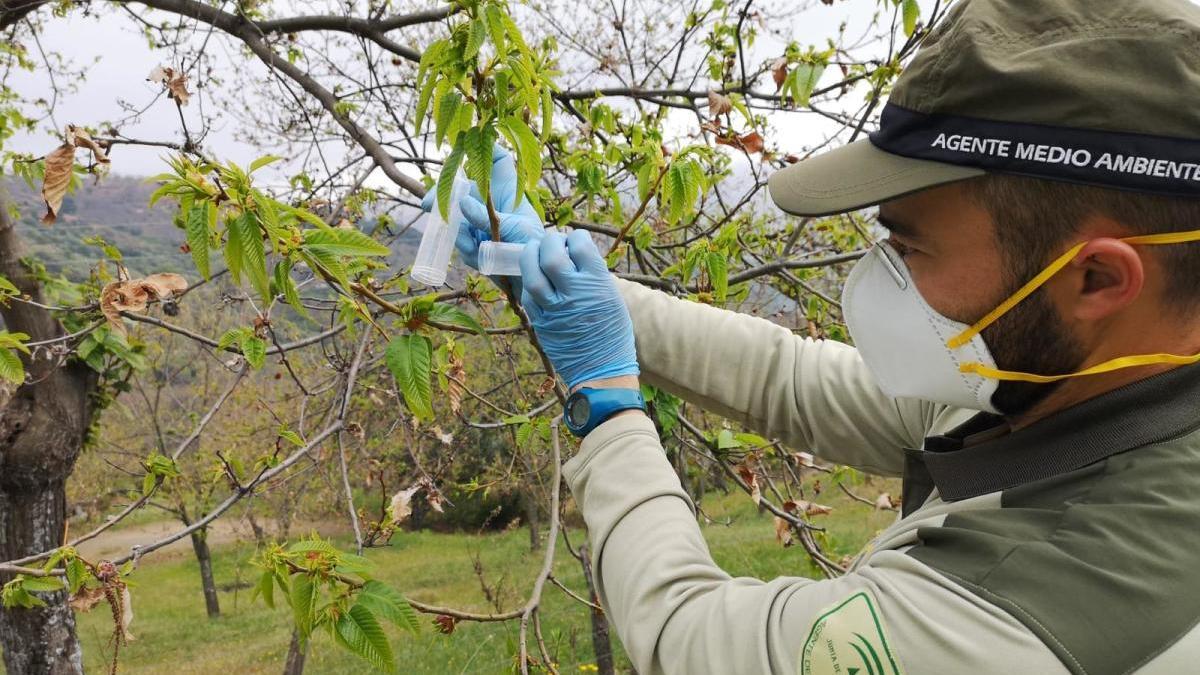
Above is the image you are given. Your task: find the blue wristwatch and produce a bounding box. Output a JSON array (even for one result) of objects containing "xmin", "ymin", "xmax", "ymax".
[{"xmin": 564, "ymin": 387, "xmax": 646, "ymax": 437}]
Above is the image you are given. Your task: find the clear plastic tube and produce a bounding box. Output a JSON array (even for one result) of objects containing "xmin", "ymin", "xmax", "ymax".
[
  {"xmin": 412, "ymin": 171, "xmax": 470, "ymax": 287},
  {"xmin": 477, "ymin": 241, "xmax": 525, "ymax": 276}
]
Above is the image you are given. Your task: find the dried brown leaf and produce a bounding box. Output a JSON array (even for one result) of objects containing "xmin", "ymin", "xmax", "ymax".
[
  {"xmin": 99, "ymin": 273, "xmax": 189, "ymax": 334},
  {"xmin": 707, "ymin": 90, "xmax": 733, "ymax": 116},
  {"xmin": 772, "ymin": 57, "xmax": 789, "ymax": 90},
  {"xmin": 41, "ymin": 141, "xmax": 76, "ymax": 225},
  {"xmin": 737, "ymin": 461, "xmax": 761, "ymax": 505},
  {"xmin": 69, "ymin": 585, "xmax": 107, "ymax": 612},
  {"xmin": 774, "ymin": 516, "xmax": 794, "ymax": 547},
  {"xmin": 796, "ymin": 500, "xmax": 833, "ymax": 516},
  {"xmin": 389, "ymin": 485, "xmax": 420, "ymax": 524},
  {"xmin": 147, "ymin": 65, "xmax": 190, "ymax": 106},
  {"xmin": 875, "ymin": 492, "xmax": 900, "ymax": 511},
  {"xmin": 69, "ymin": 126, "xmax": 110, "ymax": 165},
  {"xmin": 120, "ymin": 585, "xmax": 134, "ymax": 642}
]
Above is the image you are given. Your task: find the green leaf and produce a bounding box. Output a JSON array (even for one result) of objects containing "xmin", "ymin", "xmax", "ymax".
[
  {"xmin": 434, "ymin": 91, "xmax": 462, "ymax": 148},
  {"xmin": 20, "ymin": 575, "xmax": 64, "ymax": 592},
  {"xmin": 229, "ymin": 212, "xmax": 270, "ymax": 302},
  {"xmin": 426, "ymin": 303, "xmax": 485, "ymax": 335},
  {"xmin": 0, "ymin": 274, "xmax": 20, "ymax": 298},
  {"xmin": 790, "ymin": 63, "xmax": 826, "ymax": 108},
  {"xmin": 273, "ymin": 261, "xmax": 309, "ymax": 320},
  {"xmin": 289, "ymin": 573, "xmax": 318, "ymax": 643},
  {"xmin": 385, "ymin": 335, "xmax": 434, "ymax": 421},
  {"xmin": 335, "ymin": 603, "xmax": 395, "ymax": 672},
  {"xmin": 249, "ymin": 155, "xmax": 283, "ymax": 173},
  {"xmin": 0, "ymin": 348, "xmax": 24, "ymax": 385},
  {"xmin": 185, "ymin": 203, "xmax": 211, "ymax": 280},
  {"xmin": 303, "ymin": 227, "xmax": 390, "ymax": 257},
  {"xmin": 484, "ymin": 5, "xmax": 507, "ymax": 54},
  {"xmin": 902, "ymin": 0, "xmax": 920, "ymax": 37},
  {"xmin": 706, "ymin": 251, "xmax": 728, "ymax": 302},
  {"xmin": 465, "ymin": 17, "xmax": 486, "ymax": 61},
  {"xmin": 716, "ymin": 429, "xmax": 742, "ymax": 450},
  {"xmin": 255, "ymin": 570, "xmax": 276, "ymax": 608},
  {"xmin": 464, "ymin": 124, "xmax": 497, "ymax": 207},
  {"xmin": 66, "ymin": 558, "xmax": 87, "ymax": 594},
  {"xmin": 142, "ymin": 472, "xmax": 156, "ymax": 497},
  {"xmin": 359, "ymin": 581, "xmax": 421, "ymax": 634},
  {"xmin": 239, "ymin": 333, "xmax": 266, "ymax": 369},
  {"xmin": 436, "ymin": 138, "xmax": 467, "ymax": 220}
]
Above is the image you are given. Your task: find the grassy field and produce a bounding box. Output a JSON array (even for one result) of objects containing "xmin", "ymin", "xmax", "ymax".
[{"xmin": 65, "ymin": 486, "xmax": 897, "ymax": 674}]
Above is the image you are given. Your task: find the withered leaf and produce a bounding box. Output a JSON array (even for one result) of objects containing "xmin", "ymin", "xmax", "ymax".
[
  {"xmin": 41, "ymin": 141, "xmax": 76, "ymax": 225},
  {"xmin": 69, "ymin": 126, "xmax": 110, "ymax": 166},
  {"xmin": 69, "ymin": 585, "xmax": 106, "ymax": 612},
  {"xmin": 99, "ymin": 273, "xmax": 189, "ymax": 334},
  {"xmin": 774, "ymin": 516, "xmax": 794, "ymax": 547},
  {"xmin": 147, "ymin": 65, "xmax": 191, "ymax": 106},
  {"xmin": 707, "ymin": 90, "xmax": 733, "ymax": 117},
  {"xmin": 737, "ymin": 461, "xmax": 761, "ymax": 505},
  {"xmin": 120, "ymin": 585, "xmax": 135, "ymax": 641},
  {"xmin": 389, "ymin": 485, "xmax": 421, "ymax": 524},
  {"xmin": 875, "ymin": 492, "xmax": 900, "ymax": 511},
  {"xmin": 772, "ymin": 57, "xmax": 789, "ymax": 91}
]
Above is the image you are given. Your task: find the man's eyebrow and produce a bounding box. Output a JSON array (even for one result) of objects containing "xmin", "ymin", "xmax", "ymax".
[{"xmin": 875, "ymin": 213, "xmax": 919, "ymax": 239}]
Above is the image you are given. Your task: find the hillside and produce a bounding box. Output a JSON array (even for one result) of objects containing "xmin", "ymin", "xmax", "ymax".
[{"xmin": 2, "ymin": 176, "xmax": 424, "ymax": 281}]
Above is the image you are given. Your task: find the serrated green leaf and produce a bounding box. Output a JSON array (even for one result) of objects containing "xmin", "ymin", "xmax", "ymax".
[
  {"xmin": 20, "ymin": 575, "xmax": 64, "ymax": 592},
  {"xmin": 257, "ymin": 570, "xmax": 275, "ymax": 609},
  {"xmin": 0, "ymin": 348, "xmax": 24, "ymax": 385},
  {"xmin": 335, "ymin": 603, "xmax": 395, "ymax": 672},
  {"xmin": 465, "ymin": 17, "xmax": 486, "ymax": 61},
  {"xmin": 0, "ymin": 274, "xmax": 19, "ymax": 297},
  {"xmin": 303, "ymin": 227, "xmax": 390, "ymax": 258},
  {"xmin": 273, "ymin": 261, "xmax": 309, "ymax": 320},
  {"xmin": 716, "ymin": 429, "xmax": 742, "ymax": 450},
  {"xmin": 464, "ymin": 125, "xmax": 497, "ymax": 207},
  {"xmin": 484, "ymin": 5, "xmax": 507, "ymax": 54},
  {"xmin": 436, "ymin": 139, "xmax": 466, "ymax": 220},
  {"xmin": 239, "ymin": 333, "xmax": 266, "ymax": 369},
  {"xmin": 290, "ymin": 573, "xmax": 318, "ymax": 642},
  {"xmin": 66, "ymin": 558, "xmax": 86, "ymax": 594},
  {"xmin": 706, "ymin": 251, "xmax": 728, "ymax": 302},
  {"xmin": 434, "ymin": 91, "xmax": 462, "ymax": 148},
  {"xmin": 230, "ymin": 212, "xmax": 270, "ymax": 302},
  {"xmin": 385, "ymin": 335, "xmax": 434, "ymax": 421},
  {"xmin": 359, "ymin": 580, "xmax": 421, "ymax": 634},
  {"xmin": 142, "ymin": 472, "xmax": 156, "ymax": 497},
  {"xmin": 185, "ymin": 203, "xmax": 211, "ymax": 280}
]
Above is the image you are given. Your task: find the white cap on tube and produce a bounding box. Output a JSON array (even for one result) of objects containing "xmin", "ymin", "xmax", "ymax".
[
  {"xmin": 477, "ymin": 241, "xmax": 525, "ymax": 277},
  {"xmin": 412, "ymin": 171, "xmax": 470, "ymax": 287}
]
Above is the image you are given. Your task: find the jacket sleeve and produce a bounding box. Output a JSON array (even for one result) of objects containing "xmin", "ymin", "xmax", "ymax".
[
  {"xmin": 563, "ymin": 414, "xmax": 1070, "ymax": 675},
  {"xmin": 617, "ymin": 278, "xmax": 969, "ymax": 476}
]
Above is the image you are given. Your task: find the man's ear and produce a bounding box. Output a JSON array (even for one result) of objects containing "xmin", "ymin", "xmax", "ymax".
[{"xmin": 1064, "ymin": 237, "xmax": 1145, "ymax": 322}]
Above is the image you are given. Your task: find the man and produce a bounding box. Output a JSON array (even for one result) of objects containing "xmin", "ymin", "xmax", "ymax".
[{"xmin": 427, "ymin": 0, "xmax": 1200, "ymax": 672}]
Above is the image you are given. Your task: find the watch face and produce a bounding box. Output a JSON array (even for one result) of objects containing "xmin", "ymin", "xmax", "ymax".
[{"xmin": 567, "ymin": 395, "xmax": 591, "ymax": 428}]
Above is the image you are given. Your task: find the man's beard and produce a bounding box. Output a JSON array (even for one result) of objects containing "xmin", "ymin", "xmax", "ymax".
[{"xmin": 981, "ymin": 288, "xmax": 1087, "ymax": 416}]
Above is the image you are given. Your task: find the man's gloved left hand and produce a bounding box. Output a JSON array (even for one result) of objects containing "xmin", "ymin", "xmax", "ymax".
[
  {"xmin": 519, "ymin": 230, "xmax": 640, "ymax": 390},
  {"xmin": 419, "ymin": 144, "xmax": 544, "ymax": 270}
]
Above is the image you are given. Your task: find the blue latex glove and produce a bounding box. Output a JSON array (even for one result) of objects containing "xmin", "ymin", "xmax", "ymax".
[
  {"xmin": 519, "ymin": 230, "xmax": 639, "ymax": 390},
  {"xmin": 419, "ymin": 144, "xmax": 544, "ymax": 270}
]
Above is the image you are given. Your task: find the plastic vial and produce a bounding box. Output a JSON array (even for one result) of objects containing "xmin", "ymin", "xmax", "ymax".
[
  {"xmin": 412, "ymin": 172, "xmax": 470, "ymax": 287},
  {"xmin": 477, "ymin": 241, "xmax": 526, "ymax": 277}
]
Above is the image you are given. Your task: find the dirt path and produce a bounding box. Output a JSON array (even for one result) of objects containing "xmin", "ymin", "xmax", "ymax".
[{"xmin": 74, "ymin": 515, "xmax": 346, "ymax": 563}]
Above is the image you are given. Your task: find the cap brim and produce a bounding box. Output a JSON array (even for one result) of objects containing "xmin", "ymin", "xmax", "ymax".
[{"xmin": 767, "ymin": 139, "xmax": 986, "ymax": 217}]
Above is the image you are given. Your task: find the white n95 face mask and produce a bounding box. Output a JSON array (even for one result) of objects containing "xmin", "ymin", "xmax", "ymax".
[{"xmin": 841, "ymin": 241, "xmax": 1001, "ymax": 413}]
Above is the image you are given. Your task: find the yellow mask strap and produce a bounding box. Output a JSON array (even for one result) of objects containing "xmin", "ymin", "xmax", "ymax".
[
  {"xmin": 962, "ymin": 352, "xmax": 1200, "ymax": 383},
  {"xmin": 947, "ymin": 228, "xmax": 1200, "ymax": 350}
]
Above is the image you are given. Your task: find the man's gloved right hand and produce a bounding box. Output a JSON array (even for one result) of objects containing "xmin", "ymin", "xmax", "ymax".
[{"xmin": 418, "ymin": 144, "xmax": 545, "ymax": 270}]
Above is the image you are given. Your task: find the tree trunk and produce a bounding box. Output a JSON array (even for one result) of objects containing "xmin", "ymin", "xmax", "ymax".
[
  {"xmin": 189, "ymin": 527, "xmax": 221, "ymax": 618},
  {"xmin": 0, "ymin": 189, "xmax": 96, "ymax": 673},
  {"xmin": 579, "ymin": 543, "xmax": 614, "ymax": 675},
  {"xmin": 282, "ymin": 628, "xmax": 308, "ymax": 675},
  {"xmin": 0, "ymin": 480, "xmax": 84, "ymax": 674}
]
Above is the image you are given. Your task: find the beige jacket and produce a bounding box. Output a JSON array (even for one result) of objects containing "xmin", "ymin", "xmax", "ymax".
[{"xmin": 562, "ymin": 279, "xmax": 1186, "ymax": 675}]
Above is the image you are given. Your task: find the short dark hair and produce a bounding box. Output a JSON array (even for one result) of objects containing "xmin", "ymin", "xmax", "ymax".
[{"xmin": 963, "ymin": 174, "xmax": 1200, "ymax": 310}]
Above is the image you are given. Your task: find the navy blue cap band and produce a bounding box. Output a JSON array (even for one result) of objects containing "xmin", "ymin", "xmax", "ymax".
[{"xmin": 869, "ymin": 103, "xmax": 1200, "ymax": 198}]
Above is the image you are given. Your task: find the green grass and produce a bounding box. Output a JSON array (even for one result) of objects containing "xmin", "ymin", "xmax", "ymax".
[{"xmin": 72, "ymin": 485, "xmax": 897, "ymax": 674}]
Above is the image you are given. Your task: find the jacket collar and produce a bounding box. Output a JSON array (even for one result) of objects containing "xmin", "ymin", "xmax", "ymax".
[{"xmin": 917, "ymin": 361, "xmax": 1200, "ymax": 502}]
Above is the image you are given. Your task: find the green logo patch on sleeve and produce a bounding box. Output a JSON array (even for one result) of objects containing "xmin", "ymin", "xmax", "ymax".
[{"xmin": 800, "ymin": 590, "xmax": 903, "ymax": 675}]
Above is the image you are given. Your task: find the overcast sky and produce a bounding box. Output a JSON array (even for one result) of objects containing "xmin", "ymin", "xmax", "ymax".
[{"xmin": 5, "ymin": 0, "xmax": 934, "ymax": 184}]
